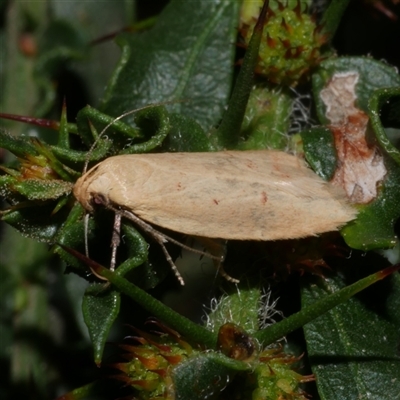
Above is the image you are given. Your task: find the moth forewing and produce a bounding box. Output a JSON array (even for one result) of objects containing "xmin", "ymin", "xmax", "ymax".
[{"xmin": 74, "ymin": 150, "xmax": 357, "ymax": 242}]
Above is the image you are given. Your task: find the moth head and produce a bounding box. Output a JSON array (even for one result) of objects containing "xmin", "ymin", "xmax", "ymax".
[{"xmin": 73, "ymin": 167, "xmax": 111, "ymax": 213}]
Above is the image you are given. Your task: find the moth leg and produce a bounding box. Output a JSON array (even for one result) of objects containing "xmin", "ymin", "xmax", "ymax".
[
  {"xmin": 195, "ymin": 237, "xmax": 239, "ymax": 283},
  {"xmin": 218, "ymin": 262, "xmax": 240, "ymax": 284},
  {"xmin": 114, "ymin": 211, "xmax": 185, "ymax": 283},
  {"xmin": 117, "ymin": 208, "xmax": 186, "ymax": 284},
  {"xmin": 156, "ymin": 238, "xmax": 185, "ymax": 286},
  {"xmin": 105, "ymin": 205, "xmax": 226, "ymax": 285},
  {"xmin": 89, "ymin": 197, "xmax": 186, "ymax": 283},
  {"xmin": 110, "ymin": 213, "xmax": 122, "ymax": 271}
]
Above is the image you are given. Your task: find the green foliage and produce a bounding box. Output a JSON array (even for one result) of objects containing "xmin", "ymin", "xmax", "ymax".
[
  {"xmin": 1, "ymin": 0, "xmax": 400, "ymax": 399},
  {"xmin": 308, "ymin": 57, "xmax": 400, "ymax": 251},
  {"xmin": 302, "ymin": 272, "xmax": 400, "ymax": 399}
]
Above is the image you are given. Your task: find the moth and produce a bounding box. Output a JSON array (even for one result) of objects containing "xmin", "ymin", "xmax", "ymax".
[{"xmin": 73, "ymin": 150, "xmax": 356, "ymax": 284}]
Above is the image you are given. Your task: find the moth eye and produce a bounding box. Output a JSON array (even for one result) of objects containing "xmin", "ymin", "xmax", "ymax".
[{"xmin": 91, "ymin": 192, "xmax": 108, "ymax": 207}]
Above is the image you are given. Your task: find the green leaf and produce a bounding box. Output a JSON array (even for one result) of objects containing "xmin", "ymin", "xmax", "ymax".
[
  {"xmin": 320, "ymin": 0, "xmax": 351, "ymax": 41},
  {"xmin": 302, "ymin": 273, "xmax": 400, "ymax": 400},
  {"xmin": 0, "ymin": 130, "xmax": 38, "ymax": 157},
  {"xmin": 100, "ymin": 0, "xmax": 239, "ymax": 132},
  {"xmin": 50, "ymin": 141, "xmax": 112, "ymax": 166},
  {"xmin": 206, "ymin": 286, "xmax": 262, "ymax": 334},
  {"xmin": 82, "ymin": 284, "xmax": 121, "ymax": 366},
  {"xmin": 369, "ymin": 87, "xmax": 400, "ymax": 164},
  {"xmin": 55, "ymin": 206, "xmax": 118, "ymax": 276},
  {"xmin": 0, "ymin": 174, "xmax": 19, "ymax": 200},
  {"xmin": 341, "ymin": 158, "xmax": 400, "ymax": 250},
  {"xmin": 0, "ymin": 225, "xmax": 55, "ymax": 398},
  {"xmin": 1, "ymin": 2, "xmax": 47, "ymax": 138},
  {"xmin": 313, "ymin": 57, "xmax": 400, "ymax": 123},
  {"xmin": 36, "ymin": 19, "xmax": 87, "ymax": 76},
  {"xmin": 120, "ymin": 105, "xmax": 172, "ymax": 154},
  {"xmin": 114, "ymin": 223, "xmax": 165, "ymax": 289},
  {"xmin": 86, "ymin": 260, "xmax": 218, "ymax": 350},
  {"xmin": 172, "ymin": 353, "xmax": 247, "ymax": 400},
  {"xmin": 215, "ymin": 0, "xmax": 269, "ymax": 149},
  {"xmin": 310, "ymin": 57, "xmax": 400, "ymax": 250},
  {"xmin": 238, "ymin": 88, "xmax": 292, "ymax": 150},
  {"xmin": 53, "ymin": 382, "xmax": 99, "ymax": 400},
  {"xmin": 300, "ymin": 126, "xmax": 337, "ymax": 180},
  {"xmin": 165, "ymin": 113, "xmax": 215, "ymax": 152},
  {"xmin": 255, "ymin": 265, "xmax": 397, "ymax": 346},
  {"xmin": 341, "ymin": 85, "xmax": 400, "ymax": 250},
  {"xmin": 115, "ymin": 224, "xmax": 148, "ymax": 277},
  {"xmin": 2, "ymin": 202, "xmax": 72, "ymax": 243},
  {"xmin": 52, "ymin": 0, "xmax": 131, "ymax": 106},
  {"xmin": 13, "ymin": 179, "xmax": 72, "ymax": 200}
]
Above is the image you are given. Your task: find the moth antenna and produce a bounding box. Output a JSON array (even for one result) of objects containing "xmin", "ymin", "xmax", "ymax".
[
  {"xmin": 84, "ymin": 213, "xmax": 90, "ymax": 258},
  {"xmin": 110, "ymin": 213, "xmax": 122, "ymax": 271},
  {"xmin": 80, "ymin": 100, "xmax": 188, "ymax": 278},
  {"xmin": 83, "ymin": 210, "xmax": 108, "ymax": 281},
  {"xmin": 89, "ymin": 267, "xmax": 109, "ymax": 282},
  {"xmin": 79, "ymin": 100, "xmax": 189, "ymax": 281},
  {"xmin": 83, "ymin": 99, "xmax": 188, "ymax": 174}
]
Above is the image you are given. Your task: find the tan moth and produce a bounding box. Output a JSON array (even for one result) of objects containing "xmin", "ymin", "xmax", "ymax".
[{"xmin": 73, "ymin": 150, "xmax": 357, "ymax": 284}]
